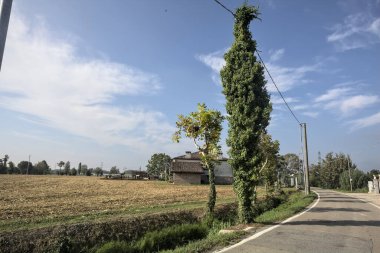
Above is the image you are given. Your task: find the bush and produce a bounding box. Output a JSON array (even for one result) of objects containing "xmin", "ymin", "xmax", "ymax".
[
  {"xmin": 135, "ymin": 223, "xmax": 208, "ymax": 252},
  {"xmin": 96, "ymin": 241, "xmax": 135, "ymax": 253},
  {"xmin": 252, "ymin": 193, "xmax": 287, "ymax": 217}
]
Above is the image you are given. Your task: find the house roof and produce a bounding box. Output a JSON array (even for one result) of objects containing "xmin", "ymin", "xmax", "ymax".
[
  {"xmin": 173, "ymin": 151, "xmax": 228, "ymax": 161},
  {"xmin": 171, "ymin": 161, "xmax": 204, "ymax": 174}
]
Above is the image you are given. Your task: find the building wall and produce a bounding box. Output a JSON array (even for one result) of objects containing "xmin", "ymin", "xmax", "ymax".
[
  {"xmin": 214, "ymin": 161, "xmax": 233, "ymax": 177},
  {"xmin": 173, "ymin": 173, "xmax": 201, "ymax": 184}
]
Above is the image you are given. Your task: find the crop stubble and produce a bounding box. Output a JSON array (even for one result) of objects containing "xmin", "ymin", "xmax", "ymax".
[{"xmin": 0, "ymin": 175, "xmax": 235, "ymax": 223}]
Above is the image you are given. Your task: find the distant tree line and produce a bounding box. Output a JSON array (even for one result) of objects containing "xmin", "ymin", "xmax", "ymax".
[
  {"xmin": 0, "ymin": 155, "xmax": 107, "ymax": 176},
  {"xmin": 309, "ymin": 152, "xmax": 371, "ymax": 191}
]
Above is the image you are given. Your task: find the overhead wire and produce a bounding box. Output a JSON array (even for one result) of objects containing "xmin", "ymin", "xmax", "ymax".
[{"xmin": 212, "ymin": 0, "xmax": 302, "ymax": 125}]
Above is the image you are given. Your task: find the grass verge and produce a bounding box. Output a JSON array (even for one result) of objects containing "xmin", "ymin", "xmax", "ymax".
[
  {"xmin": 254, "ymin": 191, "xmax": 317, "ymax": 224},
  {"xmin": 335, "ymin": 188, "xmax": 368, "ymax": 193},
  {"xmin": 0, "ymin": 198, "xmax": 236, "ymax": 233},
  {"xmin": 160, "ymin": 189, "xmax": 316, "ymax": 253}
]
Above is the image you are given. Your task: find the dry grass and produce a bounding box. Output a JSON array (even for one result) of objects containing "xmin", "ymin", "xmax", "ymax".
[{"xmin": 0, "ymin": 175, "xmax": 239, "ymax": 231}]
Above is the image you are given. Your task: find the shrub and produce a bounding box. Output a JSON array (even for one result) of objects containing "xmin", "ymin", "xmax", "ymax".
[
  {"xmin": 96, "ymin": 223, "xmax": 209, "ymax": 253},
  {"xmin": 135, "ymin": 223, "xmax": 208, "ymax": 252},
  {"xmin": 96, "ymin": 241, "xmax": 135, "ymax": 253}
]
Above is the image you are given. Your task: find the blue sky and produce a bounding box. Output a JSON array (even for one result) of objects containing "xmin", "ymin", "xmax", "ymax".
[{"xmin": 0, "ymin": 0, "xmax": 379, "ymax": 171}]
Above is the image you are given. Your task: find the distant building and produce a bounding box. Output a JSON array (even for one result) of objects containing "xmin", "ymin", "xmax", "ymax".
[
  {"xmin": 124, "ymin": 170, "xmax": 149, "ymax": 180},
  {"xmin": 171, "ymin": 151, "xmax": 233, "ymax": 185}
]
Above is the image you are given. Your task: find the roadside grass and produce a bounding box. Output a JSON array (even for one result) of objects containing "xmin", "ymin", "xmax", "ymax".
[
  {"xmin": 254, "ymin": 191, "xmax": 317, "ymax": 224},
  {"xmin": 0, "ymin": 198, "xmax": 236, "ymax": 233},
  {"xmin": 158, "ymin": 189, "xmax": 316, "ymax": 253},
  {"xmin": 335, "ymin": 187, "xmax": 368, "ymax": 193}
]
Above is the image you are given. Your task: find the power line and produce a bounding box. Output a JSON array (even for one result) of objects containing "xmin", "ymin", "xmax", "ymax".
[
  {"xmin": 213, "ymin": 0, "xmax": 302, "ymax": 125},
  {"xmin": 255, "ymin": 51, "xmax": 301, "ymax": 125},
  {"xmin": 213, "ymin": 0, "xmax": 235, "ymax": 17}
]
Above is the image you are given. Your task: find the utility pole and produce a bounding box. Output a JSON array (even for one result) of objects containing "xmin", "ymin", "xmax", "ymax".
[
  {"xmin": 26, "ymin": 154, "xmax": 30, "ymax": 175},
  {"xmin": 348, "ymin": 157, "xmax": 353, "ymax": 192},
  {"xmin": 301, "ymin": 123, "xmax": 310, "ymax": 195},
  {"xmin": 0, "ymin": 0, "xmax": 12, "ymax": 70}
]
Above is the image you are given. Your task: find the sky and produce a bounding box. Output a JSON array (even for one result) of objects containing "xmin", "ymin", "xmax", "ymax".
[{"xmin": 0, "ymin": 0, "xmax": 379, "ymax": 171}]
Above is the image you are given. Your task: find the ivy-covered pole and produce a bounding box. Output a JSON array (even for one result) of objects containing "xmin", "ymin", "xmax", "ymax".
[
  {"xmin": 221, "ymin": 4, "xmax": 272, "ymax": 223},
  {"xmin": 173, "ymin": 103, "xmax": 224, "ymax": 216}
]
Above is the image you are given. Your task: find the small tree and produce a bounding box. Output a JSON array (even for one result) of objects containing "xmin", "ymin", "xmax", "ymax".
[
  {"xmin": 57, "ymin": 161, "xmax": 65, "ymax": 175},
  {"xmin": 17, "ymin": 161, "xmax": 33, "ymax": 174},
  {"xmin": 64, "ymin": 161, "xmax": 71, "ymax": 175},
  {"xmin": 94, "ymin": 167, "xmax": 103, "ymax": 176},
  {"xmin": 109, "ymin": 166, "xmax": 119, "ymax": 174},
  {"xmin": 81, "ymin": 164, "xmax": 88, "ymax": 176},
  {"xmin": 173, "ymin": 103, "xmax": 224, "ymax": 216},
  {"xmin": 34, "ymin": 160, "xmax": 50, "ymax": 175},
  {"xmin": 146, "ymin": 153, "xmax": 172, "ymax": 180},
  {"xmin": 70, "ymin": 167, "xmax": 77, "ymax": 176},
  {"xmin": 7, "ymin": 161, "xmax": 15, "ymax": 174},
  {"xmin": 258, "ymin": 133, "xmax": 280, "ymax": 194}
]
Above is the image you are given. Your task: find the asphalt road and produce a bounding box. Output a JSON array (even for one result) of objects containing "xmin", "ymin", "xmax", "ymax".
[{"xmin": 217, "ymin": 188, "xmax": 380, "ymax": 253}]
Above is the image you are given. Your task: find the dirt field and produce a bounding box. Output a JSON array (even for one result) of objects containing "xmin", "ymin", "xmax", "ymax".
[{"xmin": 0, "ymin": 175, "xmax": 238, "ymax": 231}]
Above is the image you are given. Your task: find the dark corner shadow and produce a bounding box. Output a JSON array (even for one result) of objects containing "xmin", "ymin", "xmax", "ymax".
[
  {"xmin": 284, "ymin": 220, "xmax": 380, "ymax": 227},
  {"xmin": 320, "ymin": 200, "xmax": 364, "ymax": 203},
  {"xmin": 308, "ymin": 207, "xmax": 369, "ymax": 213}
]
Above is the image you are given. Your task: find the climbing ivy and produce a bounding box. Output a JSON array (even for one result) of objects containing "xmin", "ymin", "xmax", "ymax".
[{"xmin": 221, "ymin": 4, "xmax": 272, "ymax": 223}]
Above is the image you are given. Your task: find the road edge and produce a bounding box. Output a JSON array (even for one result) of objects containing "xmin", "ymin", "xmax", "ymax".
[
  {"xmin": 214, "ymin": 190, "xmax": 321, "ymax": 253},
  {"xmin": 337, "ymin": 191, "xmax": 380, "ymax": 210}
]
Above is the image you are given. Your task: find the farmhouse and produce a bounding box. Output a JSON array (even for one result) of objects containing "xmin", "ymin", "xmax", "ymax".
[{"xmin": 171, "ymin": 151, "xmax": 233, "ymax": 185}]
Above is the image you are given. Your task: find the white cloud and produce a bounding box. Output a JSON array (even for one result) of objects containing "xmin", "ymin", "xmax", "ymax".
[
  {"xmin": 327, "ymin": 13, "xmax": 380, "ymax": 51},
  {"xmin": 197, "ymin": 50, "xmax": 318, "ymax": 92},
  {"xmin": 196, "ymin": 51, "xmax": 225, "ymax": 73},
  {"xmin": 315, "ymin": 87, "xmax": 351, "ymax": 102},
  {"xmin": 0, "ymin": 13, "xmax": 175, "ymax": 150},
  {"xmin": 350, "ymin": 112, "xmax": 380, "ymax": 130},
  {"xmin": 196, "ymin": 50, "xmax": 225, "ymax": 85},
  {"xmin": 315, "ymin": 87, "xmax": 379, "ymax": 116},
  {"xmin": 340, "ymin": 95, "xmax": 379, "ymax": 114},
  {"xmin": 271, "ymin": 95, "xmax": 298, "ymax": 105},
  {"xmin": 302, "ymin": 111, "xmax": 319, "ymax": 118},
  {"xmin": 264, "ymin": 62, "xmax": 318, "ymax": 92},
  {"xmin": 269, "ymin": 48, "xmax": 284, "ymax": 62}
]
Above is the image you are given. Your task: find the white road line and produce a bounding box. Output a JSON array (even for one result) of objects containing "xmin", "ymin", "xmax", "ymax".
[{"xmin": 215, "ymin": 191, "xmax": 321, "ymax": 253}]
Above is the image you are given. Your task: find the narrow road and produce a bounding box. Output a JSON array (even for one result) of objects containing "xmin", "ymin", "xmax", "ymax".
[{"xmin": 218, "ymin": 188, "xmax": 380, "ymax": 253}]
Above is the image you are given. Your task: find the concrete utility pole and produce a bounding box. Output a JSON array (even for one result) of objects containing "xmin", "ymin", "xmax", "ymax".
[
  {"xmin": 348, "ymin": 158, "xmax": 353, "ymax": 192},
  {"xmin": 301, "ymin": 123, "xmax": 310, "ymax": 195},
  {"xmin": 0, "ymin": 0, "xmax": 13, "ymax": 71},
  {"xmin": 26, "ymin": 154, "xmax": 30, "ymax": 175}
]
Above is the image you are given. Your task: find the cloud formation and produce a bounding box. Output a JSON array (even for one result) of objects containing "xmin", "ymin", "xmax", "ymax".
[
  {"xmin": 350, "ymin": 112, "xmax": 380, "ymax": 130},
  {"xmin": 0, "ymin": 13, "xmax": 175, "ymax": 149},
  {"xmin": 196, "ymin": 49, "xmax": 318, "ymax": 92},
  {"xmin": 315, "ymin": 87, "xmax": 379, "ymax": 116},
  {"xmin": 327, "ymin": 13, "xmax": 380, "ymax": 51},
  {"xmin": 269, "ymin": 48, "xmax": 285, "ymax": 62}
]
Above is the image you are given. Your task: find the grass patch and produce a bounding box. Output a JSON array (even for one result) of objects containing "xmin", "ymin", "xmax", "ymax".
[
  {"xmin": 96, "ymin": 223, "xmax": 209, "ymax": 253},
  {"xmin": 255, "ymin": 191, "xmax": 317, "ymax": 224},
  {"xmin": 159, "ymin": 231, "xmax": 246, "ymax": 253},
  {"xmin": 0, "ymin": 198, "xmax": 236, "ymax": 233},
  {"xmin": 336, "ymin": 188, "xmax": 368, "ymax": 193}
]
